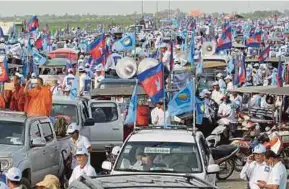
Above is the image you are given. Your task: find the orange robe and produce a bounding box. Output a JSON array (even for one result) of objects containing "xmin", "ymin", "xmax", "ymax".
[
  {"xmin": 0, "ymin": 93, "xmax": 6, "ymax": 109},
  {"xmin": 9, "ymin": 85, "xmax": 25, "ymax": 111},
  {"xmin": 26, "ymin": 86, "xmax": 52, "ymax": 117}
]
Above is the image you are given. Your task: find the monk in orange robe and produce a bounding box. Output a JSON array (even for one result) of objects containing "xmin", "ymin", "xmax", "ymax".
[
  {"xmin": 9, "ymin": 76, "xmax": 25, "ymax": 111},
  {"xmin": 24, "ymin": 77, "xmax": 52, "ymax": 117}
]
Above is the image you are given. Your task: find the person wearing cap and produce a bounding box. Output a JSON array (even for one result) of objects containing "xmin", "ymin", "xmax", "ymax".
[
  {"xmin": 211, "ymin": 81, "xmax": 224, "ymax": 105},
  {"xmin": 24, "ymin": 77, "xmax": 52, "ymax": 117},
  {"xmin": 216, "ymin": 73, "xmax": 226, "ymax": 90},
  {"xmin": 229, "ymin": 90, "xmax": 242, "ymax": 108},
  {"xmin": 104, "ymin": 49, "xmax": 122, "ymax": 76},
  {"xmin": 240, "ymin": 144, "xmax": 271, "ymax": 189},
  {"xmin": 78, "ymin": 66, "xmax": 92, "ymax": 96},
  {"xmin": 224, "ymin": 75, "xmax": 234, "ymax": 92},
  {"xmin": 36, "ymin": 174, "xmax": 60, "ymax": 189},
  {"xmin": 62, "ymin": 68, "xmax": 75, "ymax": 89},
  {"xmin": 67, "ymin": 123, "xmax": 92, "ymax": 169},
  {"xmin": 94, "ymin": 64, "xmax": 104, "ymax": 89},
  {"xmin": 151, "ymin": 101, "xmax": 162, "ymax": 126},
  {"xmin": 6, "ymin": 167, "xmax": 25, "ymax": 189},
  {"xmin": 257, "ymin": 150, "xmax": 287, "ymax": 189},
  {"xmin": 160, "ymin": 44, "xmax": 171, "ymax": 71},
  {"xmin": 50, "ymin": 79, "xmax": 62, "ymax": 96},
  {"xmin": 84, "ymin": 63, "xmax": 93, "ymax": 78},
  {"xmin": 68, "ymin": 146, "xmax": 96, "ymax": 185}
]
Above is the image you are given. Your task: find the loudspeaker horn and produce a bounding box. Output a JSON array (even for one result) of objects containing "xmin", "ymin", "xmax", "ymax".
[
  {"xmin": 116, "ymin": 57, "xmax": 137, "ymax": 79},
  {"xmin": 137, "ymin": 58, "xmax": 159, "ymax": 74},
  {"xmin": 202, "ymin": 42, "xmax": 216, "ymax": 57}
]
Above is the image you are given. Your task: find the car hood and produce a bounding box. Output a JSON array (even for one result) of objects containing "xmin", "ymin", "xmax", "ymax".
[{"xmin": 0, "ymin": 144, "xmax": 23, "ymax": 157}]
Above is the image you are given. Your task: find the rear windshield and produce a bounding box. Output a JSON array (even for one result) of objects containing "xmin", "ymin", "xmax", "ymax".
[{"xmin": 90, "ymin": 102, "xmax": 118, "ymax": 123}]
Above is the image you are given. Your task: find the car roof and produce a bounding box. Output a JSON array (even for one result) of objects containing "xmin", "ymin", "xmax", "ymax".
[
  {"xmin": 73, "ymin": 174, "xmax": 216, "ymax": 189},
  {"xmin": 0, "ymin": 111, "xmax": 27, "ymax": 122},
  {"xmin": 128, "ymin": 129, "xmax": 199, "ymax": 143}
]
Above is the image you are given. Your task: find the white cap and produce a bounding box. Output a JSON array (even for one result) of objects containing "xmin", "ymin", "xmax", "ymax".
[
  {"xmin": 94, "ymin": 64, "xmax": 104, "ymax": 72},
  {"xmin": 202, "ymin": 89, "xmax": 211, "ymax": 94},
  {"xmin": 253, "ymin": 144, "xmax": 266, "ymax": 154},
  {"xmin": 199, "ymin": 92, "xmax": 206, "ymax": 98},
  {"xmin": 76, "ymin": 146, "xmax": 89, "ymax": 156},
  {"xmin": 224, "ymin": 75, "xmax": 232, "ymax": 80},
  {"xmin": 78, "ymin": 66, "xmax": 85, "ymax": 72},
  {"xmin": 216, "ymin": 73, "xmax": 223, "ymax": 78},
  {"xmin": 66, "ymin": 123, "xmax": 79, "ymax": 134},
  {"xmin": 85, "ymin": 63, "xmax": 90, "ymax": 68},
  {"xmin": 79, "ymin": 55, "xmax": 84, "ymax": 59},
  {"xmin": 175, "ymin": 44, "xmax": 181, "ymax": 49},
  {"xmin": 253, "ymin": 63, "xmax": 260, "ymax": 67},
  {"xmin": 68, "ymin": 68, "xmax": 73, "ymax": 73},
  {"xmin": 31, "ymin": 73, "xmax": 37, "ymax": 78},
  {"xmin": 158, "ymin": 43, "xmax": 167, "ymax": 48},
  {"xmin": 212, "ymin": 81, "xmax": 219, "ymax": 86},
  {"xmin": 6, "ymin": 167, "xmax": 22, "ymax": 182},
  {"xmin": 0, "ymin": 182, "xmax": 8, "ymax": 189}
]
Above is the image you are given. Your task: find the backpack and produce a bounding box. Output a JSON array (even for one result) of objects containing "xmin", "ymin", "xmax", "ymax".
[{"xmin": 54, "ymin": 117, "xmax": 67, "ymax": 137}]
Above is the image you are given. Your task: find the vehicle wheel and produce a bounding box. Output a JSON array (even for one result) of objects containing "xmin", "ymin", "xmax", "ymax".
[
  {"xmin": 21, "ymin": 177, "xmax": 31, "ymax": 189},
  {"xmin": 234, "ymin": 157, "xmax": 245, "ymax": 172},
  {"xmin": 216, "ymin": 159, "xmax": 235, "ymax": 180}
]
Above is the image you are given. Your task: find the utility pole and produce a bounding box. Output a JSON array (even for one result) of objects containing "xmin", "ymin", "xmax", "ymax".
[
  {"xmin": 168, "ymin": 0, "xmax": 171, "ymax": 19},
  {"xmin": 142, "ymin": 0, "xmax": 144, "ymax": 17}
]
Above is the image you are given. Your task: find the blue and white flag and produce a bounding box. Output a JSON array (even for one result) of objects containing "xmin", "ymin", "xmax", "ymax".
[
  {"xmin": 112, "ymin": 33, "xmax": 136, "ymax": 51},
  {"xmin": 168, "ymin": 80, "xmax": 194, "ymax": 116},
  {"xmin": 124, "ymin": 84, "xmax": 138, "ymax": 125},
  {"xmin": 32, "ymin": 50, "xmax": 47, "ymax": 65},
  {"xmin": 69, "ymin": 75, "xmax": 79, "ymax": 100}
]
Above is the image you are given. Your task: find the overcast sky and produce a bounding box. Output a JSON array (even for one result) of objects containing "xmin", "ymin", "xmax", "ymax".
[{"xmin": 0, "ymin": 1, "xmax": 288, "ymax": 16}]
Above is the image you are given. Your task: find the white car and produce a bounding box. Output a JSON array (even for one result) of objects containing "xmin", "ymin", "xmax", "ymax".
[{"xmin": 102, "ymin": 126, "xmax": 220, "ymax": 186}]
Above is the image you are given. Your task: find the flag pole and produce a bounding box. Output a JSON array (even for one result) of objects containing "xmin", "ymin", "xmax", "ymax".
[{"xmin": 133, "ymin": 79, "xmax": 138, "ymax": 130}]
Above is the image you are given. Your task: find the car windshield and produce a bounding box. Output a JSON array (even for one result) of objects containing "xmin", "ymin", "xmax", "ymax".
[
  {"xmin": 115, "ymin": 142, "xmax": 202, "ymax": 173},
  {"xmin": 0, "ymin": 121, "xmax": 24, "ymax": 145},
  {"xmin": 51, "ymin": 104, "xmax": 78, "ymax": 124}
]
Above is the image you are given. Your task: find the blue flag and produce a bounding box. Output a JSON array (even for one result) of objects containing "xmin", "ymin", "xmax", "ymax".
[
  {"xmin": 168, "ymin": 80, "xmax": 194, "ymax": 116},
  {"xmin": 69, "ymin": 75, "xmax": 79, "ymax": 100},
  {"xmin": 112, "ymin": 33, "xmax": 136, "ymax": 51},
  {"xmin": 124, "ymin": 84, "xmax": 138, "ymax": 125},
  {"xmin": 32, "ymin": 50, "xmax": 47, "ymax": 65},
  {"xmin": 195, "ymin": 97, "xmax": 204, "ymax": 125}
]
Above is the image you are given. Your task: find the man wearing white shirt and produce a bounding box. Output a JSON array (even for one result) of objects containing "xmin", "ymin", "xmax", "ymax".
[
  {"xmin": 257, "ymin": 150, "xmax": 287, "ymax": 189},
  {"xmin": 224, "ymin": 75, "xmax": 234, "ymax": 92},
  {"xmin": 67, "ymin": 123, "xmax": 92, "ymax": 170},
  {"xmin": 105, "ymin": 49, "xmax": 122, "ymax": 73},
  {"xmin": 78, "ymin": 66, "xmax": 92, "ymax": 96},
  {"xmin": 240, "ymin": 144, "xmax": 271, "ymax": 189},
  {"xmin": 62, "ymin": 68, "xmax": 75, "ymax": 89},
  {"xmin": 94, "ymin": 64, "xmax": 104, "ymax": 89},
  {"xmin": 69, "ymin": 147, "xmax": 96, "ymax": 185},
  {"xmin": 211, "ymin": 81, "xmax": 224, "ymax": 105},
  {"xmin": 151, "ymin": 102, "xmax": 162, "ymax": 125}
]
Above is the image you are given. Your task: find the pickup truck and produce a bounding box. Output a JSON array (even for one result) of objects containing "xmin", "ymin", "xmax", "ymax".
[
  {"xmin": 52, "ymin": 96, "xmax": 124, "ymax": 152},
  {"xmin": 0, "ymin": 111, "xmax": 71, "ymax": 188}
]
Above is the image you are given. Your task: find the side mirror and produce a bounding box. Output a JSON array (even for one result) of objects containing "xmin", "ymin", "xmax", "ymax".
[
  {"xmin": 101, "ymin": 161, "xmax": 112, "ymax": 171},
  {"xmin": 207, "ymin": 164, "xmax": 220, "ymax": 174},
  {"xmin": 31, "ymin": 137, "xmax": 46, "ymax": 147},
  {"xmin": 83, "ymin": 118, "xmax": 95, "ymax": 126}
]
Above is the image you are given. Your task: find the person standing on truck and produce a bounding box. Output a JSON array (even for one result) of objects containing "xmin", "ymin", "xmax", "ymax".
[
  {"xmin": 68, "ymin": 147, "xmax": 96, "ymax": 185},
  {"xmin": 6, "ymin": 167, "xmax": 26, "ymax": 189},
  {"xmin": 62, "ymin": 68, "xmax": 75, "ymax": 89},
  {"xmin": 67, "ymin": 123, "xmax": 92, "ymax": 169},
  {"xmin": 24, "ymin": 77, "xmax": 52, "ymax": 117},
  {"xmin": 78, "ymin": 66, "xmax": 91, "ymax": 96}
]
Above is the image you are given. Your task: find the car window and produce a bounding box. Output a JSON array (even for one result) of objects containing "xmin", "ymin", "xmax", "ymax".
[
  {"xmin": 40, "ymin": 122, "xmax": 54, "ymax": 142},
  {"xmin": 91, "ymin": 102, "xmax": 118, "ymax": 123},
  {"xmin": 0, "ymin": 121, "xmax": 24, "ymax": 145},
  {"xmin": 51, "ymin": 104, "xmax": 79, "ymax": 125},
  {"xmin": 115, "ymin": 141, "xmax": 202, "ymax": 173},
  {"xmin": 30, "ymin": 121, "xmax": 43, "ymax": 141}
]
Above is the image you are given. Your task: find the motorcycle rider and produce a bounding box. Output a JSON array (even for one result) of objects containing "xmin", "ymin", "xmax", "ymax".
[{"xmin": 240, "ymin": 144, "xmax": 271, "ymax": 189}]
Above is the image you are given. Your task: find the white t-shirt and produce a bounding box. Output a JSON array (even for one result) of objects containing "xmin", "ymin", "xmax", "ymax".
[
  {"xmin": 63, "ymin": 74, "xmax": 75, "ymax": 88},
  {"xmin": 226, "ymin": 81, "xmax": 234, "ymax": 91},
  {"xmin": 69, "ymin": 163, "xmax": 96, "ymax": 185},
  {"xmin": 218, "ymin": 102, "xmax": 236, "ymax": 123},
  {"xmin": 267, "ymin": 161, "xmax": 287, "ymax": 189},
  {"xmin": 94, "ymin": 75, "xmax": 104, "ymax": 89},
  {"xmin": 240, "ymin": 161, "xmax": 271, "ymax": 189},
  {"xmin": 211, "ymin": 90, "xmax": 224, "ymax": 105},
  {"xmin": 79, "ymin": 73, "xmax": 91, "ymax": 94}
]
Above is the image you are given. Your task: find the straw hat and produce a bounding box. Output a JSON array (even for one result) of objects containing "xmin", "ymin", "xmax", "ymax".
[{"xmin": 36, "ymin": 174, "xmax": 60, "ymax": 189}]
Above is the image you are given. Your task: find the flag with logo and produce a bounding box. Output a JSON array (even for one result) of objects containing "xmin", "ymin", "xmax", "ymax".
[
  {"xmin": 124, "ymin": 84, "xmax": 138, "ymax": 125},
  {"xmin": 32, "ymin": 50, "xmax": 47, "ymax": 65},
  {"xmin": 216, "ymin": 22, "xmax": 232, "ymax": 52},
  {"xmin": 69, "ymin": 75, "xmax": 79, "ymax": 100},
  {"xmin": 138, "ymin": 63, "xmax": 164, "ymax": 103},
  {"xmin": 246, "ymin": 31, "xmax": 262, "ymax": 48},
  {"xmin": 27, "ymin": 16, "xmax": 39, "ymax": 32},
  {"xmin": 112, "ymin": 33, "xmax": 136, "ymax": 51},
  {"xmin": 168, "ymin": 80, "xmax": 194, "ymax": 116},
  {"xmin": 195, "ymin": 97, "xmax": 204, "ymax": 125}
]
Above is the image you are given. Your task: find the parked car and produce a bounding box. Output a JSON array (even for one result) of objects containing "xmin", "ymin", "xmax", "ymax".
[
  {"xmin": 69, "ymin": 174, "xmax": 218, "ymax": 189},
  {"xmin": 52, "ymin": 96, "xmax": 123, "ymax": 152},
  {"xmin": 0, "ymin": 110, "xmax": 93, "ymax": 188},
  {"xmin": 101, "ymin": 126, "xmax": 220, "ymax": 186}
]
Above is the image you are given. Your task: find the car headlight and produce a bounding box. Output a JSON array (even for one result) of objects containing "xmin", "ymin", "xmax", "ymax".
[{"xmin": 0, "ymin": 159, "xmax": 12, "ymax": 171}]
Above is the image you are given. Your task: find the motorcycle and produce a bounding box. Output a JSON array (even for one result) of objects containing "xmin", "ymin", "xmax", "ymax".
[
  {"xmin": 100, "ymin": 145, "xmax": 120, "ymax": 175},
  {"xmin": 206, "ymin": 118, "xmax": 230, "ymax": 148},
  {"xmin": 211, "ymin": 144, "xmax": 240, "ymax": 180}
]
